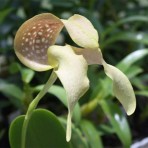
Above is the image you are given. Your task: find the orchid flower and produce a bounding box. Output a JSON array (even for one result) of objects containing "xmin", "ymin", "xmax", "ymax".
[{"xmin": 14, "ymin": 13, "xmax": 136, "ymax": 142}]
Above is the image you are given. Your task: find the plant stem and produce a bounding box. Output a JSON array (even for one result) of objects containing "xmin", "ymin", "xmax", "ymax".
[
  {"xmin": 81, "ymin": 98, "xmax": 98, "ymax": 116},
  {"xmin": 21, "ymin": 71, "xmax": 57, "ymax": 148}
]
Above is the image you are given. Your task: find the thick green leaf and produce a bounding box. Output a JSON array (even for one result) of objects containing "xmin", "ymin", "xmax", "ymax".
[
  {"xmin": 100, "ymin": 99, "xmax": 132, "ymax": 147},
  {"xmin": 80, "ymin": 120, "xmax": 103, "ymax": 148},
  {"xmin": 34, "ymin": 85, "xmax": 81, "ymax": 124},
  {"xmin": 9, "ymin": 109, "xmax": 70, "ymax": 148}
]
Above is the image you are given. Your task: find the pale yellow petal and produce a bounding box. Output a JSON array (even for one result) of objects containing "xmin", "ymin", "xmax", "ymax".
[
  {"xmin": 14, "ymin": 13, "xmax": 64, "ymax": 71},
  {"xmin": 102, "ymin": 60, "xmax": 136, "ymax": 115},
  {"xmin": 61, "ymin": 14, "xmax": 99, "ymax": 49},
  {"xmin": 48, "ymin": 45, "xmax": 89, "ymax": 141}
]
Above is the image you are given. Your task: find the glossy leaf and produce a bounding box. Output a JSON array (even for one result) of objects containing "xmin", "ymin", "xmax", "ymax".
[
  {"xmin": 9, "ymin": 109, "xmax": 70, "ymax": 148},
  {"xmin": 100, "ymin": 99, "xmax": 132, "ymax": 147}
]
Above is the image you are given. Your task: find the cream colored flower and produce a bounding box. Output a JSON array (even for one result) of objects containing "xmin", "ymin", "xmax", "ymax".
[{"xmin": 14, "ymin": 13, "xmax": 136, "ymax": 142}]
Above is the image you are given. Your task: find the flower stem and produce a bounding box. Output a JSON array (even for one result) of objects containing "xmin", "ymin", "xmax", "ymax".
[
  {"xmin": 81, "ymin": 98, "xmax": 98, "ymax": 116},
  {"xmin": 21, "ymin": 71, "xmax": 57, "ymax": 148}
]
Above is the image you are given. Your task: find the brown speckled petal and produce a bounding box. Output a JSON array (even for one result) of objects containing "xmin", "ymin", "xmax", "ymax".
[{"xmin": 14, "ymin": 13, "xmax": 64, "ymax": 71}]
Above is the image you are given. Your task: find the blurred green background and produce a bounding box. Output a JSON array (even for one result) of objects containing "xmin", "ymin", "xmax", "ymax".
[{"xmin": 0, "ymin": 0, "xmax": 148, "ymax": 147}]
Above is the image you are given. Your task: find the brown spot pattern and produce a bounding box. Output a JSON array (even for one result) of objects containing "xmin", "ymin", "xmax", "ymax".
[{"xmin": 14, "ymin": 13, "xmax": 64, "ymax": 65}]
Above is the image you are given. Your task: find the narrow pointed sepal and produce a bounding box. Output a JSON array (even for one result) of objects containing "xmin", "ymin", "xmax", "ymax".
[
  {"xmin": 48, "ymin": 45, "xmax": 89, "ymax": 141},
  {"xmin": 102, "ymin": 60, "xmax": 136, "ymax": 115},
  {"xmin": 61, "ymin": 14, "xmax": 99, "ymax": 49}
]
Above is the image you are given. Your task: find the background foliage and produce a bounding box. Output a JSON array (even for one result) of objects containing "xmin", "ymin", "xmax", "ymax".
[{"xmin": 0, "ymin": 0, "xmax": 148, "ymax": 147}]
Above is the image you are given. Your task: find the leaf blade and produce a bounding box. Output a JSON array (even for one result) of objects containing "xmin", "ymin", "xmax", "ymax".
[{"xmin": 9, "ymin": 109, "xmax": 70, "ymax": 148}]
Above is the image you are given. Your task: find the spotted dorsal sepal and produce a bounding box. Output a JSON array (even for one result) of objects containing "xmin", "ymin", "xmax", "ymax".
[{"xmin": 14, "ymin": 13, "xmax": 64, "ymax": 71}]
